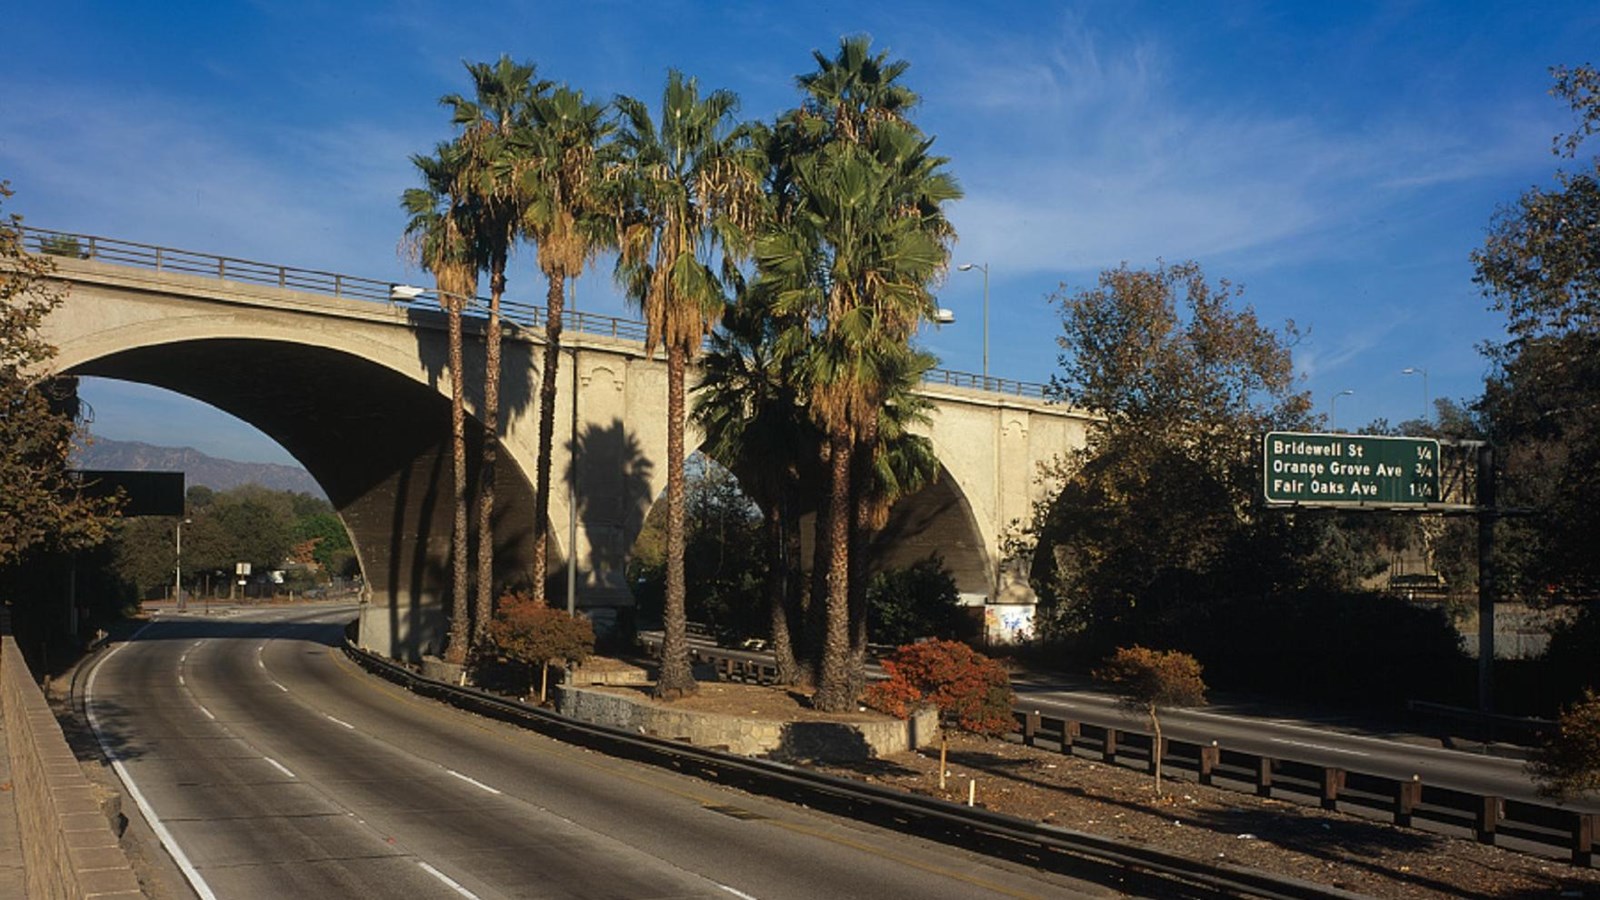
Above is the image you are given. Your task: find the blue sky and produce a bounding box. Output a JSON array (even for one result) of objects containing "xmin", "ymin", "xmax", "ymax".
[{"xmin": 5, "ymin": 1, "xmax": 1595, "ymax": 464}]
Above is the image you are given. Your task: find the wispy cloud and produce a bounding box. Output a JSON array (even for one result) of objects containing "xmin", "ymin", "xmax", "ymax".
[{"xmin": 920, "ymin": 16, "xmax": 1555, "ymax": 279}]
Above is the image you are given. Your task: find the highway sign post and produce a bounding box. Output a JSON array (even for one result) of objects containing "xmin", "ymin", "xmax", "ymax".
[{"xmin": 1262, "ymin": 432, "xmax": 1441, "ymax": 506}]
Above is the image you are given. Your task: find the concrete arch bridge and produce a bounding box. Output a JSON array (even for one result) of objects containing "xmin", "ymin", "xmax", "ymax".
[{"xmin": 29, "ymin": 230, "xmax": 1091, "ymax": 658}]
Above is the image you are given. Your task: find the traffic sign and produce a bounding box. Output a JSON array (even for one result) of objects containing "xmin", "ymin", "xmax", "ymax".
[{"xmin": 1263, "ymin": 432, "xmax": 1441, "ymax": 505}]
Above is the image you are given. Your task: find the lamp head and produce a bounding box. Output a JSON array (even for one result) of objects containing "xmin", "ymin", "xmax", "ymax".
[{"xmin": 957, "ymin": 263, "xmax": 974, "ymax": 272}]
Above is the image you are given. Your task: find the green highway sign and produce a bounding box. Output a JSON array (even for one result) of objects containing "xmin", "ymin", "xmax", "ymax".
[{"xmin": 1263, "ymin": 431, "xmax": 1441, "ymax": 506}]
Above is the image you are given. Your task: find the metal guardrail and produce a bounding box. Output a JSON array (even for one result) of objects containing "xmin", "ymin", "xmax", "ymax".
[
  {"xmin": 21, "ymin": 225, "xmax": 1048, "ymax": 399},
  {"xmin": 340, "ymin": 632, "xmax": 1363, "ymax": 898},
  {"xmin": 638, "ymin": 638, "xmax": 1596, "ymax": 868},
  {"xmin": 1008, "ymin": 707, "xmax": 1596, "ymax": 868}
]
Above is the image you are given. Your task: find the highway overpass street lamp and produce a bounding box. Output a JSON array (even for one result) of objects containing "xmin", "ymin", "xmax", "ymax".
[
  {"xmin": 389, "ymin": 284, "xmax": 426, "ymax": 303},
  {"xmin": 956, "ymin": 262, "xmax": 990, "ymax": 382},
  {"xmin": 1329, "ymin": 389, "xmax": 1354, "ymax": 432},
  {"xmin": 1401, "ymin": 366, "xmax": 1429, "ymax": 422}
]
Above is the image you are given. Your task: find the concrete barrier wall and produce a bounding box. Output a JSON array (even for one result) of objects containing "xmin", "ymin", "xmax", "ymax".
[
  {"xmin": 556, "ymin": 685, "xmax": 937, "ymax": 762},
  {"xmin": 0, "ymin": 636, "xmax": 141, "ymax": 899}
]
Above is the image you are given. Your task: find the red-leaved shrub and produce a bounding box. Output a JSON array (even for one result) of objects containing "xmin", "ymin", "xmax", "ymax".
[{"xmin": 863, "ymin": 640, "xmax": 1014, "ymax": 735}]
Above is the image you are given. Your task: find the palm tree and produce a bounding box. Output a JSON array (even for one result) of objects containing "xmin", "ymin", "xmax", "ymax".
[
  {"xmin": 756, "ymin": 38, "xmax": 959, "ymax": 712},
  {"xmin": 693, "ymin": 298, "xmax": 824, "ymax": 684},
  {"xmin": 442, "ymin": 56, "xmax": 548, "ymax": 651},
  {"xmin": 516, "ymin": 84, "xmax": 614, "ymax": 608},
  {"xmin": 614, "ymin": 71, "xmax": 764, "ymax": 699},
  {"xmin": 400, "ymin": 141, "xmax": 482, "ymax": 665}
]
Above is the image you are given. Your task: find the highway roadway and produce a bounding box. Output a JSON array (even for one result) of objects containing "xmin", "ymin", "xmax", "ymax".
[{"xmin": 84, "ymin": 605, "xmax": 1108, "ymax": 900}]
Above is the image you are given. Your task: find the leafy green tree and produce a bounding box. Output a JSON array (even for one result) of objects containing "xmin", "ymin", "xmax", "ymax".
[
  {"xmin": 403, "ymin": 139, "xmax": 483, "ymax": 664},
  {"xmin": 1528, "ymin": 689, "xmax": 1600, "ymax": 801},
  {"xmin": 443, "ymin": 56, "xmax": 549, "ymax": 651},
  {"xmin": 0, "ymin": 183, "xmax": 117, "ymax": 568},
  {"xmin": 487, "ymin": 591, "xmax": 595, "ymax": 703},
  {"xmin": 1094, "ymin": 646, "xmax": 1207, "ymax": 794},
  {"xmin": 291, "ymin": 511, "xmax": 352, "ymax": 573},
  {"xmin": 866, "ymin": 553, "xmax": 962, "ymax": 646},
  {"xmin": 1029, "ymin": 261, "xmax": 1361, "ymax": 653},
  {"xmin": 628, "ymin": 455, "xmax": 768, "ymax": 646},
  {"xmin": 1543, "ymin": 602, "xmax": 1600, "ymax": 706},
  {"xmin": 519, "ymin": 84, "xmax": 613, "ymax": 613},
  {"xmin": 110, "ymin": 517, "xmax": 178, "ymax": 598},
  {"xmin": 1473, "ymin": 64, "xmax": 1600, "ymax": 600},
  {"xmin": 614, "ymin": 70, "xmax": 763, "ymax": 700}
]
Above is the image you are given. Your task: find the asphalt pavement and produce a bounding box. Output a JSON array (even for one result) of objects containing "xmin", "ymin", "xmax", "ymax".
[{"xmin": 84, "ymin": 605, "xmax": 1112, "ymax": 899}]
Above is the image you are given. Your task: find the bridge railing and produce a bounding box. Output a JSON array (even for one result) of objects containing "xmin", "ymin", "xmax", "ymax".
[{"xmin": 22, "ymin": 225, "xmax": 1047, "ymax": 399}]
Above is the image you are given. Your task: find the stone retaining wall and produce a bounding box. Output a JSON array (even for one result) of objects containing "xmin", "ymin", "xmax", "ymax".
[
  {"xmin": 1, "ymin": 636, "xmax": 141, "ymax": 899},
  {"xmin": 556, "ymin": 685, "xmax": 937, "ymax": 762}
]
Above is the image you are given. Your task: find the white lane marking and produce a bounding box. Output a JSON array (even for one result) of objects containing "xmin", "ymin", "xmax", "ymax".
[
  {"xmin": 193, "ymin": 640, "xmax": 206, "ymax": 647},
  {"xmin": 257, "ymin": 658, "xmax": 266, "ymax": 669},
  {"xmin": 445, "ymin": 770, "xmax": 503, "ymax": 795},
  {"xmin": 87, "ymin": 629, "xmax": 222, "ymax": 900},
  {"xmin": 269, "ymin": 679, "xmax": 289, "ymax": 692},
  {"xmin": 178, "ymin": 674, "xmax": 185, "ymax": 686},
  {"xmin": 263, "ymin": 756, "xmax": 296, "ymax": 779},
  {"xmin": 325, "ymin": 714, "xmax": 355, "ymax": 730},
  {"xmin": 717, "ymin": 883, "xmax": 758, "ymax": 899},
  {"xmin": 197, "ymin": 705, "xmax": 215, "ymax": 721},
  {"xmin": 417, "ymin": 861, "xmax": 480, "ymax": 899},
  {"xmin": 1270, "ymin": 737, "xmax": 1370, "ymax": 757}
]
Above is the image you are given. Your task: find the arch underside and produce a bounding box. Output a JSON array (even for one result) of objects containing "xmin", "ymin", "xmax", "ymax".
[{"xmin": 70, "ymin": 338, "xmax": 542, "ymax": 660}]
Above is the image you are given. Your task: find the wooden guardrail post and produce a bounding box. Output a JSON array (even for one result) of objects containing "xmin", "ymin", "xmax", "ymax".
[
  {"xmin": 1255, "ymin": 757, "xmax": 1274, "ymax": 798},
  {"xmin": 1198, "ymin": 742, "xmax": 1219, "ymax": 786},
  {"xmin": 1060, "ymin": 720, "xmax": 1080, "ymax": 754},
  {"xmin": 1023, "ymin": 711, "xmax": 1040, "ymax": 748},
  {"xmin": 1393, "ymin": 776, "xmax": 1422, "ymax": 827},
  {"xmin": 1573, "ymin": 813, "xmax": 1595, "ymax": 867},
  {"xmin": 1320, "ymin": 767, "xmax": 1345, "ymax": 811},
  {"xmin": 1476, "ymin": 796, "xmax": 1501, "ymax": 844},
  {"xmin": 1102, "ymin": 728, "xmax": 1118, "ymax": 763}
]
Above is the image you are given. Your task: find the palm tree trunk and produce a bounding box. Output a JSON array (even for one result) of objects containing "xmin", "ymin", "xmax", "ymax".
[
  {"xmin": 473, "ymin": 268, "xmax": 505, "ymax": 654},
  {"xmin": 847, "ymin": 420, "xmax": 879, "ymax": 697},
  {"xmin": 531, "ymin": 273, "xmax": 565, "ymax": 605},
  {"xmin": 764, "ymin": 498, "xmax": 799, "ymax": 684},
  {"xmin": 444, "ymin": 299, "xmax": 470, "ymax": 665},
  {"xmin": 783, "ymin": 489, "xmax": 814, "ymax": 687},
  {"xmin": 812, "ymin": 430, "xmax": 855, "ymax": 712},
  {"xmin": 805, "ymin": 478, "xmax": 830, "ymax": 687},
  {"xmin": 655, "ymin": 345, "xmax": 697, "ymax": 699}
]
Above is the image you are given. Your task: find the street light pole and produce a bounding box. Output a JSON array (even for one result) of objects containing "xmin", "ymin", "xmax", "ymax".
[
  {"xmin": 1329, "ymin": 389, "xmax": 1354, "ymax": 431},
  {"xmin": 956, "ymin": 263, "xmax": 989, "ymax": 382},
  {"xmin": 567, "ymin": 278, "xmax": 579, "ymax": 618},
  {"xmin": 1401, "ymin": 367, "xmax": 1429, "ymax": 421},
  {"xmin": 174, "ymin": 517, "xmax": 191, "ymax": 610}
]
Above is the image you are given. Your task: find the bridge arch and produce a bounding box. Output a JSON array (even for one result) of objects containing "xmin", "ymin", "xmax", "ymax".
[{"xmin": 61, "ymin": 330, "xmax": 541, "ymax": 660}]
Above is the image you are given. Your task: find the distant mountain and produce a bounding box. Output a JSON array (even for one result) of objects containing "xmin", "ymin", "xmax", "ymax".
[{"xmin": 73, "ymin": 437, "xmax": 326, "ymax": 498}]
